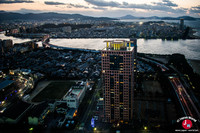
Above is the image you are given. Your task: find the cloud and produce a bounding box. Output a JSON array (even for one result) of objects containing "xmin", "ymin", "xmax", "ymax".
[
  {"xmin": 0, "ymin": 0, "xmax": 34, "ymax": 4},
  {"xmin": 85, "ymin": 0, "xmax": 186, "ymax": 14},
  {"xmin": 122, "ymin": 2, "xmax": 185, "ymax": 14},
  {"xmin": 163, "ymin": 0, "xmax": 177, "ymax": 7},
  {"xmin": 67, "ymin": 3, "xmax": 89, "ymax": 9},
  {"xmin": 189, "ymin": 5, "xmax": 200, "ymax": 14},
  {"xmin": 85, "ymin": 0, "xmax": 120, "ymax": 7},
  {"xmin": 154, "ymin": 0, "xmax": 178, "ymax": 7},
  {"xmin": 92, "ymin": 7, "xmax": 107, "ymax": 10},
  {"xmin": 44, "ymin": 1, "xmax": 65, "ymax": 5}
]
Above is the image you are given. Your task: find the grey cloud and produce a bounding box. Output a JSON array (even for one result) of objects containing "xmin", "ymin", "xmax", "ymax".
[
  {"xmin": 92, "ymin": 7, "xmax": 107, "ymax": 10},
  {"xmin": 0, "ymin": 0, "xmax": 34, "ymax": 4},
  {"xmin": 193, "ymin": 6, "xmax": 200, "ymax": 10},
  {"xmin": 85, "ymin": 0, "xmax": 120, "ymax": 7},
  {"xmin": 121, "ymin": 3, "xmax": 184, "ymax": 14},
  {"xmin": 161, "ymin": 0, "xmax": 178, "ymax": 7},
  {"xmin": 152, "ymin": 0, "xmax": 177, "ymax": 7},
  {"xmin": 67, "ymin": 3, "xmax": 89, "ymax": 9},
  {"xmin": 190, "ymin": 5, "xmax": 200, "ymax": 14},
  {"xmin": 85, "ymin": 0, "xmax": 185, "ymax": 14},
  {"xmin": 123, "ymin": 2, "xmax": 128, "ymax": 6},
  {"xmin": 44, "ymin": 1, "xmax": 65, "ymax": 5},
  {"xmin": 66, "ymin": 3, "xmax": 105, "ymax": 10}
]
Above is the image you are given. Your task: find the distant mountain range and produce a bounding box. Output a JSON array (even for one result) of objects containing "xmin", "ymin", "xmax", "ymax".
[
  {"xmin": 0, "ymin": 11, "xmax": 117, "ymax": 22},
  {"xmin": 0, "ymin": 11, "xmax": 199, "ymax": 22},
  {"xmin": 119, "ymin": 15, "xmax": 200, "ymax": 20}
]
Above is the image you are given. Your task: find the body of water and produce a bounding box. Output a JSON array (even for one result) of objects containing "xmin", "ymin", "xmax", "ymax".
[
  {"xmin": 49, "ymin": 19, "xmax": 200, "ymax": 60},
  {"xmin": 1, "ymin": 25, "xmax": 200, "ymax": 60},
  {"xmin": 49, "ymin": 38, "xmax": 200, "ymax": 60},
  {"xmin": 0, "ymin": 33, "xmax": 31, "ymax": 44}
]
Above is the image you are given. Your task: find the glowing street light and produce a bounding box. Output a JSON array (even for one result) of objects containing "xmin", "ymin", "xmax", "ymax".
[{"xmin": 144, "ymin": 126, "xmax": 148, "ymax": 130}]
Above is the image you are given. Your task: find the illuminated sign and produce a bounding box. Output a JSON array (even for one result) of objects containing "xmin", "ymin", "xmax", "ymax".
[{"xmin": 91, "ymin": 117, "xmax": 95, "ymax": 128}]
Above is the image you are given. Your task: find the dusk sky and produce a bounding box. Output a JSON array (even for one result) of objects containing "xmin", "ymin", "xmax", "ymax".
[{"xmin": 0, "ymin": 0, "xmax": 199, "ymax": 17}]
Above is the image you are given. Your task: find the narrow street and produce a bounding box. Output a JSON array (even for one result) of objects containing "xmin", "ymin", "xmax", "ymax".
[{"xmin": 73, "ymin": 78, "xmax": 102, "ymax": 133}]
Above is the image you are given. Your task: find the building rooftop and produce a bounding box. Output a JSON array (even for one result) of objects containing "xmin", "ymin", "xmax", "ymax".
[
  {"xmin": 57, "ymin": 103, "xmax": 68, "ymax": 109},
  {"xmin": 103, "ymin": 40, "xmax": 134, "ymax": 51},
  {"xmin": 63, "ymin": 82, "xmax": 85, "ymax": 100},
  {"xmin": 66, "ymin": 108, "xmax": 76, "ymax": 119},
  {"xmin": 71, "ymin": 89, "xmax": 82, "ymax": 96},
  {"xmin": 0, "ymin": 80, "xmax": 14, "ymax": 91},
  {"xmin": 66, "ymin": 88, "xmax": 83, "ymax": 99}
]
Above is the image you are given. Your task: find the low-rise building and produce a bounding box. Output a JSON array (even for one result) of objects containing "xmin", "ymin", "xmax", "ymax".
[
  {"xmin": 0, "ymin": 79, "xmax": 15, "ymax": 104},
  {"xmin": 63, "ymin": 81, "xmax": 86, "ymax": 109},
  {"xmin": 28, "ymin": 102, "xmax": 49, "ymax": 125},
  {"xmin": 3, "ymin": 39, "xmax": 13, "ymax": 52},
  {"xmin": 0, "ymin": 39, "xmax": 13, "ymax": 55},
  {"xmin": 56, "ymin": 103, "xmax": 68, "ymax": 114},
  {"xmin": 66, "ymin": 108, "xmax": 77, "ymax": 119},
  {"xmin": 13, "ymin": 41, "xmax": 38, "ymax": 53}
]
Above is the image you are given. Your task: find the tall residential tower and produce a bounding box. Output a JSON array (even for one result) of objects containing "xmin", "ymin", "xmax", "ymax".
[
  {"xmin": 101, "ymin": 39, "xmax": 136, "ymax": 123},
  {"xmin": 180, "ymin": 18, "xmax": 184, "ymax": 31}
]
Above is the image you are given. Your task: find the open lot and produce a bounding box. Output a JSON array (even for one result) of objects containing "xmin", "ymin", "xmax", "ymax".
[
  {"xmin": 134, "ymin": 80, "xmax": 177, "ymax": 128},
  {"xmin": 188, "ymin": 59, "xmax": 200, "ymax": 75},
  {"xmin": 134, "ymin": 100, "xmax": 177, "ymax": 126},
  {"xmin": 142, "ymin": 80, "xmax": 163, "ymax": 96},
  {"xmin": 32, "ymin": 81, "xmax": 74, "ymax": 102}
]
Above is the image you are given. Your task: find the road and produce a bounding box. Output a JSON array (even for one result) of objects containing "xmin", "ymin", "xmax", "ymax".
[
  {"xmin": 73, "ymin": 79, "xmax": 102, "ymax": 133},
  {"xmin": 138, "ymin": 57, "xmax": 169, "ymax": 71},
  {"xmin": 168, "ymin": 76, "xmax": 200, "ymax": 131}
]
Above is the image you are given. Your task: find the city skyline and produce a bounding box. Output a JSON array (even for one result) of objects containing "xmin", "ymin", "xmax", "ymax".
[
  {"xmin": 1, "ymin": 9, "xmax": 200, "ymax": 131},
  {"xmin": 0, "ymin": 0, "xmax": 199, "ymax": 18}
]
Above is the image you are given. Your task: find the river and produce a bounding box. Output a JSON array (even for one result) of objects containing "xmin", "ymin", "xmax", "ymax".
[
  {"xmin": 49, "ymin": 38, "xmax": 200, "ymax": 60},
  {"xmin": 0, "ymin": 33, "xmax": 31, "ymax": 44},
  {"xmin": 1, "ymin": 33, "xmax": 200, "ymax": 60}
]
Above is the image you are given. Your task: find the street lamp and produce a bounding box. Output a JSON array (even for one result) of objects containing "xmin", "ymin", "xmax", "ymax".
[
  {"xmin": 144, "ymin": 126, "xmax": 148, "ymax": 130},
  {"xmin": 29, "ymin": 127, "xmax": 34, "ymax": 131}
]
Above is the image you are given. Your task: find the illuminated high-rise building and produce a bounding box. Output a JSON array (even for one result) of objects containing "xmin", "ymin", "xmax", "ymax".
[
  {"xmin": 101, "ymin": 39, "xmax": 137, "ymax": 123},
  {"xmin": 180, "ymin": 18, "xmax": 184, "ymax": 31}
]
